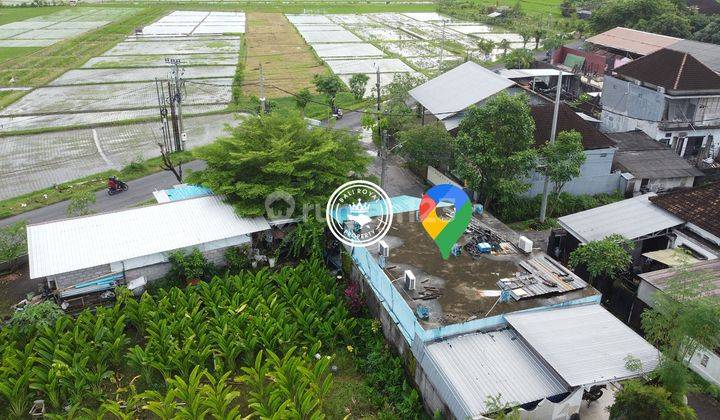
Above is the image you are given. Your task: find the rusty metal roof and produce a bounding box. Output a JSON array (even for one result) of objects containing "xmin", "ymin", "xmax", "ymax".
[{"xmin": 586, "ymin": 27, "xmax": 680, "ymax": 56}]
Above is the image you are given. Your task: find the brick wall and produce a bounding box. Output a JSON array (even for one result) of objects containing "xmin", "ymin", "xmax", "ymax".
[{"xmin": 49, "ymin": 264, "xmax": 112, "ymax": 291}]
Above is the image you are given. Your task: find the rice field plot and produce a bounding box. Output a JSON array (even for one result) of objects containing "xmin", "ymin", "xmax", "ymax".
[
  {"xmin": 242, "ymin": 12, "xmax": 325, "ymax": 98},
  {"xmin": 0, "ymin": 113, "xmax": 238, "ymax": 200},
  {"xmin": 0, "ymin": 7, "xmax": 135, "ymax": 48}
]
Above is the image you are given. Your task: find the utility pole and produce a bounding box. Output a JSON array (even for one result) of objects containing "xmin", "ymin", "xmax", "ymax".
[
  {"xmin": 539, "ymin": 70, "xmax": 564, "ymax": 223},
  {"xmin": 155, "ymin": 78, "xmax": 171, "ymax": 152},
  {"xmin": 166, "ymin": 57, "xmax": 185, "ymax": 150},
  {"xmin": 375, "ymin": 65, "xmax": 386, "ymax": 188},
  {"xmin": 167, "ymin": 80, "xmax": 181, "ymax": 152},
  {"xmin": 438, "ymin": 19, "xmax": 446, "ymax": 75},
  {"xmin": 259, "ymin": 64, "xmax": 265, "ymax": 114}
]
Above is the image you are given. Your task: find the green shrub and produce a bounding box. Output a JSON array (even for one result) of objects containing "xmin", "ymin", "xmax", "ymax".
[
  {"xmin": 609, "ymin": 380, "xmax": 697, "ymax": 420},
  {"xmin": 166, "ymin": 248, "xmax": 217, "ymax": 286},
  {"xmin": 224, "ymin": 246, "xmax": 251, "ymax": 274},
  {"xmin": 492, "ymin": 192, "xmax": 623, "ymax": 223},
  {"xmin": 10, "ymin": 301, "xmax": 64, "ymax": 335}
]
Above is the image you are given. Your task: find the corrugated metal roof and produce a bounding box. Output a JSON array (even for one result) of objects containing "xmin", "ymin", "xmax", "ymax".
[
  {"xmin": 506, "ymin": 304, "xmax": 660, "ymax": 387},
  {"xmin": 424, "ymin": 328, "xmax": 569, "ymax": 416},
  {"xmin": 557, "ymin": 193, "xmax": 684, "ymax": 243},
  {"xmin": 27, "ymin": 196, "xmax": 270, "ymax": 279},
  {"xmin": 409, "ymin": 61, "xmax": 514, "ymax": 120},
  {"xmin": 639, "ymin": 259, "xmax": 720, "ymax": 294},
  {"xmin": 586, "ymin": 27, "xmax": 679, "ymax": 56}
]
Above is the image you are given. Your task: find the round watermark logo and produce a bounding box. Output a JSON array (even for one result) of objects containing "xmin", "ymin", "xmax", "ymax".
[{"xmin": 326, "ymin": 180, "xmax": 393, "ymax": 247}]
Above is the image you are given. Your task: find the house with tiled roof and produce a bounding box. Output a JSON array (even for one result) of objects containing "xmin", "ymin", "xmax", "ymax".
[{"xmin": 600, "ymin": 49, "xmax": 720, "ymax": 163}]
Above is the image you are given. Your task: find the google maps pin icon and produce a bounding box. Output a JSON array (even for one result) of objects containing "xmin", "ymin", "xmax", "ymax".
[{"xmin": 418, "ymin": 184, "xmax": 473, "ymax": 260}]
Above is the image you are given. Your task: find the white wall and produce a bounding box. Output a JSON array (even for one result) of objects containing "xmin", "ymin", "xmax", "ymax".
[
  {"xmin": 688, "ymin": 348, "xmax": 720, "ymax": 388},
  {"xmin": 524, "ymin": 148, "xmax": 621, "ymax": 197}
]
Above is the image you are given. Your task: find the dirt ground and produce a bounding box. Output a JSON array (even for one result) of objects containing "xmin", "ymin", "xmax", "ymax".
[
  {"xmin": 242, "ymin": 12, "xmax": 326, "ymax": 98},
  {"xmin": 0, "ymin": 263, "xmax": 40, "ymax": 319}
]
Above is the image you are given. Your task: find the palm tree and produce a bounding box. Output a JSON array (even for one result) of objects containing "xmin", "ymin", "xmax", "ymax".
[{"xmin": 498, "ymin": 39, "xmax": 511, "ymax": 56}]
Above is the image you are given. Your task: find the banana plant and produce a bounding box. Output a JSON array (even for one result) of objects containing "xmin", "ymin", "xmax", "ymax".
[{"xmin": 0, "ymin": 341, "xmax": 36, "ymax": 418}]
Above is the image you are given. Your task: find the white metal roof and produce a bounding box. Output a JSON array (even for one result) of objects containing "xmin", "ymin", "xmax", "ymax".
[
  {"xmin": 506, "ymin": 304, "xmax": 659, "ymax": 387},
  {"xmin": 424, "ymin": 328, "xmax": 568, "ymax": 417},
  {"xmin": 27, "ymin": 196, "xmax": 270, "ymax": 279},
  {"xmin": 497, "ymin": 68, "xmax": 573, "ymax": 79},
  {"xmin": 557, "ymin": 193, "xmax": 684, "ymax": 243},
  {"xmin": 409, "ymin": 61, "xmax": 514, "ymax": 120}
]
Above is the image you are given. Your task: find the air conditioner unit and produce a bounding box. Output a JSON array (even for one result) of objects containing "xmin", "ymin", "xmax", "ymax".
[
  {"xmin": 518, "ymin": 236, "xmax": 533, "ymax": 253},
  {"xmin": 657, "ymin": 86, "xmax": 665, "ymax": 94},
  {"xmin": 404, "ymin": 270, "xmax": 416, "ymax": 291},
  {"xmin": 379, "ymin": 240, "xmax": 390, "ymax": 257}
]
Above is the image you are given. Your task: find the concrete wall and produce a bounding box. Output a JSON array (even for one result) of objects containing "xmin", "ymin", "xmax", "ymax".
[
  {"xmin": 688, "ymin": 348, "xmax": 720, "ymax": 388},
  {"xmin": 625, "ymin": 175, "xmax": 695, "ymax": 195},
  {"xmin": 524, "ymin": 148, "xmax": 621, "ymax": 197},
  {"xmin": 48, "ymin": 264, "xmax": 112, "ymax": 291},
  {"xmin": 124, "ymin": 247, "xmax": 228, "ymax": 283}
]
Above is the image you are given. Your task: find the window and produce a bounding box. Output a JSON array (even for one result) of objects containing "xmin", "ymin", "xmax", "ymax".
[
  {"xmin": 665, "ymin": 133, "xmax": 672, "ymax": 138},
  {"xmin": 701, "ymin": 354, "xmax": 710, "ymax": 367}
]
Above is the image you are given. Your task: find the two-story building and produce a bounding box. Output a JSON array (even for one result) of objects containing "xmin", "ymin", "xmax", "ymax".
[{"xmin": 600, "ymin": 48, "xmax": 720, "ymax": 162}]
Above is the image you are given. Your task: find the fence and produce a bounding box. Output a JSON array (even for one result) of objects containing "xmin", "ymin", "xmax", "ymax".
[
  {"xmin": 351, "ymin": 245, "xmax": 424, "ymax": 344},
  {"xmin": 351, "ymin": 245, "xmax": 602, "ymax": 345}
]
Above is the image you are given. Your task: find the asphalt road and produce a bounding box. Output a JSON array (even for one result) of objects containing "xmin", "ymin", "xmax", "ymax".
[{"xmin": 0, "ymin": 160, "xmax": 206, "ymax": 227}]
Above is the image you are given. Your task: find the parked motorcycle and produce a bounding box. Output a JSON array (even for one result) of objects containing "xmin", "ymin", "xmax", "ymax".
[{"xmin": 107, "ymin": 177, "xmax": 128, "ymax": 196}]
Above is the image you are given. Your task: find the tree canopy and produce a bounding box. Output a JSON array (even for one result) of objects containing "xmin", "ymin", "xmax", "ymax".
[
  {"xmin": 590, "ymin": 0, "xmax": 693, "ymax": 38},
  {"xmin": 568, "ymin": 234, "xmax": 632, "ymax": 280},
  {"xmin": 313, "ymin": 73, "xmax": 344, "ymax": 108},
  {"xmin": 503, "ymin": 48, "xmax": 534, "ymax": 69},
  {"xmin": 348, "ymin": 73, "xmax": 369, "ymax": 100},
  {"xmin": 398, "ymin": 123, "xmax": 453, "ymax": 171},
  {"xmin": 190, "ymin": 111, "xmax": 370, "ymax": 217},
  {"xmin": 609, "ymin": 380, "xmax": 697, "ymax": 420},
  {"xmin": 537, "ymin": 130, "xmax": 586, "ymax": 216},
  {"xmin": 454, "ymin": 93, "xmax": 537, "ymax": 209}
]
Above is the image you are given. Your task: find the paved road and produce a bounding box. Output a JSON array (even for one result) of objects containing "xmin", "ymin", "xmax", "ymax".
[{"xmin": 0, "ymin": 160, "xmax": 206, "ymax": 227}]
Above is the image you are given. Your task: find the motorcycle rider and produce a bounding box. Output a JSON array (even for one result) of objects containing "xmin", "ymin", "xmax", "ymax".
[{"xmin": 107, "ymin": 176, "xmax": 127, "ymax": 193}]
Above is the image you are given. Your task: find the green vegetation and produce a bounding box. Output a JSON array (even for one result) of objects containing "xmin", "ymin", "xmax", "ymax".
[
  {"xmin": 609, "ymin": 380, "xmax": 697, "ymax": 420},
  {"xmin": 641, "ymin": 264, "xmax": 720, "ymax": 403},
  {"xmin": 590, "ymin": 0, "xmax": 716, "ymax": 41},
  {"xmin": 0, "ymin": 5, "xmax": 64, "ymax": 25},
  {"xmin": 454, "ymin": 93, "xmax": 538, "ymax": 210},
  {"xmin": 190, "ymin": 111, "xmax": 370, "ymax": 216},
  {"xmin": 0, "ymin": 257, "xmax": 424, "ymax": 418},
  {"xmin": 0, "ymin": 7, "xmax": 165, "ymax": 108},
  {"xmin": 568, "ymin": 234, "xmax": 632, "ymax": 280},
  {"xmin": 537, "ymin": 130, "xmax": 586, "ymax": 217},
  {"xmin": 398, "ymin": 123, "xmax": 454, "ymax": 172},
  {"xmin": 66, "ymin": 190, "xmax": 96, "ymax": 217},
  {"xmin": 0, "ymin": 221, "xmax": 26, "ymax": 267},
  {"xmin": 0, "ymin": 151, "xmax": 192, "ymax": 219}
]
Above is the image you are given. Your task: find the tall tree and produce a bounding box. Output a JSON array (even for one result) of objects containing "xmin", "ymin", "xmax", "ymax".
[
  {"xmin": 295, "ymin": 88, "xmax": 312, "ymax": 116},
  {"xmin": 397, "ymin": 123, "xmax": 453, "ymax": 171},
  {"xmin": 189, "ymin": 111, "xmax": 370, "ymax": 216},
  {"xmin": 361, "ymin": 73, "xmax": 424, "ymax": 143},
  {"xmin": 454, "ymin": 93, "xmax": 537, "ymax": 209},
  {"xmin": 537, "ymin": 130, "xmax": 586, "ymax": 217},
  {"xmin": 476, "ymin": 38, "xmax": 495, "ymax": 61},
  {"xmin": 590, "ymin": 0, "xmax": 690, "ymax": 37},
  {"xmin": 348, "ymin": 73, "xmax": 370, "ymax": 100},
  {"xmin": 641, "ymin": 263, "xmax": 720, "ymax": 402},
  {"xmin": 498, "ymin": 39, "xmax": 511, "ymax": 56},
  {"xmin": 532, "ymin": 26, "xmax": 547, "ymax": 50},
  {"xmin": 313, "ymin": 73, "xmax": 344, "ymax": 109}
]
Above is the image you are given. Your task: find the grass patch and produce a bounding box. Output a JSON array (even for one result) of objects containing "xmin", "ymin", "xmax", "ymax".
[
  {"xmin": 0, "ymin": 151, "xmax": 193, "ymax": 220},
  {"xmin": 0, "ymin": 6, "xmax": 65, "ymax": 25},
  {"xmin": 242, "ymin": 12, "xmax": 326, "ymax": 99},
  {"xmin": 0, "ymin": 6, "xmax": 164, "ymax": 98}
]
